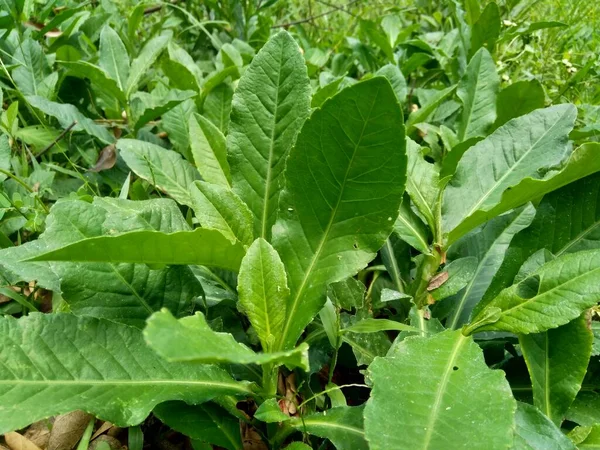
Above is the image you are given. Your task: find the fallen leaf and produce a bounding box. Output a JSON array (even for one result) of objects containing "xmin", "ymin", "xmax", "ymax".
[
  {"xmin": 90, "ymin": 422, "xmax": 113, "ymax": 441},
  {"xmin": 4, "ymin": 432, "xmax": 43, "ymax": 450},
  {"xmin": 48, "ymin": 410, "xmax": 93, "ymax": 450},
  {"xmin": 23, "ymin": 420, "xmax": 51, "ymax": 449},
  {"xmin": 89, "ymin": 144, "xmax": 116, "ymax": 172}
]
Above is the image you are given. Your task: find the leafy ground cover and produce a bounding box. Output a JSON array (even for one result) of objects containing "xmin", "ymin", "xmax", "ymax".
[{"xmin": 0, "ymin": 0, "xmax": 600, "ymax": 449}]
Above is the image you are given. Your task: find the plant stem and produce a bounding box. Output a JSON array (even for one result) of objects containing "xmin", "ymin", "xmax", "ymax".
[{"xmin": 262, "ymin": 363, "xmax": 279, "ymax": 397}]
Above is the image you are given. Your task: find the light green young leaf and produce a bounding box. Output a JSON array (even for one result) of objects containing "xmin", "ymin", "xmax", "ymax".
[
  {"xmin": 131, "ymin": 89, "xmax": 196, "ymax": 131},
  {"xmin": 405, "ymin": 139, "xmax": 440, "ymax": 230},
  {"xmin": 376, "ymin": 64, "xmax": 407, "ymax": 103},
  {"xmin": 446, "ymin": 142, "xmax": 600, "ymax": 246},
  {"xmin": 99, "ymin": 26, "xmax": 130, "ymax": 92},
  {"xmin": 154, "ymin": 402, "xmax": 242, "ymax": 450},
  {"xmin": 12, "ymin": 38, "xmax": 52, "ymax": 97},
  {"xmin": 520, "ymin": 315, "xmax": 592, "ymax": 425},
  {"xmin": 254, "ymin": 398, "xmax": 290, "ymax": 423},
  {"xmin": 442, "ymin": 104, "xmax": 577, "ymax": 244},
  {"xmin": 162, "ymin": 99, "xmax": 196, "ymax": 158},
  {"xmin": 364, "ymin": 330, "xmax": 515, "ymax": 450},
  {"xmin": 189, "ymin": 113, "xmax": 230, "ymax": 187},
  {"xmin": 144, "ymin": 309, "xmax": 309, "ymax": 370},
  {"xmin": 341, "ymin": 318, "xmax": 419, "ymax": 334},
  {"xmin": 29, "ymin": 227, "xmax": 245, "ymax": 271},
  {"xmin": 126, "ymin": 34, "xmax": 169, "ymax": 97},
  {"xmin": 27, "ymin": 96, "xmax": 115, "ymax": 144},
  {"xmin": 571, "ymin": 424, "xmax": 600, "ymax": 448},
  {"xmin": 162, "ymin": 42, "xmax": 203, "ymax": 92},
  {"xmin": 513, "ymin": 402, "xmax": 576, "ymax": 450},
  {"xmin": 406, "ymin": 85, "xmax": 456, "ymax": 131},
  {"xmin": 0, "ymin": 313, "xmax": 251, "ymax": 434},
  {"xmin": 493, "ymin": 80, "xmax": 546, "ymax": 130},
  {"xmin": 60, "ymin": 61, "xmax": 126, "ymax": 103},
  {"xmin": 191, "ymin": 181, "xmax": 253, "ymax": 247},
  {"xmin": 0, "ymin": 134, "xmax": 9, "ymax": 182},
  {"xmin": 118, "ymin": 138, "xmax": 201, "ymax": 207},
  {"xmin": 469, "ymin": 249, "xmax": 600, "ymax": 334},
  {"xmin": 445, "ymin": 205, "xmax": 536, "ymax": 329},
  {"xmin": 456, "ymin": 47, "xmax": 499, "ymax": 141},
  {"xmin": 290, "ymin": 406, "xmax": 368, "ymax": 450},
  {"xmin": 238, "ymin": 238, "xmax": 288, "ymax": 351},
  {"xmin": 393, "ymin": 196, "xmax": 431, "ymax": 254},
  {"xmin": 227, "ymin": 30, "xmax": 311, "ymax": 240},
  {"xmin": 272, "ymin": 77, "xmax": 406, "ymax": 350}
]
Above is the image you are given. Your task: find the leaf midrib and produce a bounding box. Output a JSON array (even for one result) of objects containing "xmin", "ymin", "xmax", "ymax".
[
  {"xmin": 556, "ymin": 221, "xmax": 600, "ymax": 257},
  {"xmin": 0, "ymin": 379, "xmax": 250, "ymax": 392},
  {"xmin": 458, "ymin": 52, "xmax": 484, "ymax": 141},
  {"xmin": 396, "ymin": 212, "xmax": 429, "ymax": 251}
]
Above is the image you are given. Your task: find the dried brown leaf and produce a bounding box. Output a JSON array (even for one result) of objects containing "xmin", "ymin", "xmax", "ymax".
[
  {"xmin": 4, "ymin": 432, "xmax": 43, "ymax": 450},
  {"xmin": 48, "ymin": 411, "xmax": 93, "ymax": 450},
  {"xmin": 23, "ymin": 420, "xmax": 51, "ymax": 449},
  {"xmin": 426, "ymin": 271, "xmax": 449, "ymax": 291},
  {"xmin": 89, "ymin": 145, "xmax": 117, "ymax": 172}
]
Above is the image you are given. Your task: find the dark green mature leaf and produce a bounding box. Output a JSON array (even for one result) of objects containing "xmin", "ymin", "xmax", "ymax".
[
  {"xmin": 445, "ymin": 205, "xmax": 536, "ymax": 329},
  {"xmin": 203, "ymin": 83, "xmax": 234, "ymax": 133},
  {"xmin": 328, "ymin": 277, "xmax": 366, "ymax": 311},
  {"xmin": 406, "ymin": 139, "xmax": 439, "ymax": 231},
  {"xmin": 272, "ymin": 77, "xmax": 406, "ymax": 350},
  {"xmin": 428, "ymin": 256, "xmax": 478, "ymax": 302},
  {"xmin": 376, "ymin": 64, "xmax": 407, "ymax": 102},
  {"xmin": 118, "ymin": 139, "xmax": 201, "ymax": 207},
  {"xmin": 60, "ymin": 61, "xmax": 126, "ymax": 103},
  {"xmin": 154, "ymin": 402, "xmax": 242, "ymax": 450},
  {"xmin": 442, "ymin": 104, "xmax": 577, "ymax": 244},
  {"xmin": 27, "ymin": 96, "xmax": 115, "ymax": 144},
  {"xmin": 162, "ymin": 42, "xmax": 203, "ymax": 92},
  {"xmin": 144, "ymin": 309, "xmax": 309, "ymax": 370},
  {"xmin": 99, "ymin": 26, "xmax": 129, "ymax": 93},
  {"xmin": 238, "ymin": 238, "xmax": 288, "ymax": 351},
  {"xmin": 520, "ymin": 315, "xmax": 592, "ymax": 425},
  {"xmin": 162, "ymin": 99, "xmax": 196, "ymax": 159},
  {"xmin": 567, "ymin": 392, "xmax": 600, "ymax": 426},
  {"xmin": 12, "ymin": 38, "xmax": 53, "ymax": 98},
  {"xmin": 189, "ymin": 113, "xmax": 231, "ymax": 187},
  {"xmin": 341, "ymin": 313, "xmax": 391, "ymax": 365},
  {"xmin": 290, "ymin": 406, "xmax": 368, "ymax": 450},
  {"xmin": 131, "ymin": 89, "xmax": 196, "ymax": 131},
  {"xmin": 493, "ymin": 80, "xmax": 546, "ymax": 130},
  {"xmin": 364, "ymin": 330, "xmax": 515, "ymax": 450},
  {"xmin": 446, "ymin": 142, "xmax": 600, "ymax": 246},
  {"xmin": 469, "ymin": 250, "xmax": 600, "ymax": 334},
  {"xmin": 191, "ymin": 181, "xmax": 253, "ymax": 247},
  {"xmin": 0, "ymin": 313, "xmax": 251, "ymax": 434},
  {"xmin": 393, "ymin": 196, "xmax": 430, "ymax": 254},
  {"xmin": 126, "ymin": 34, "xmax": 169, "ymax": 97},
  {"xmin": 341, "ymin": 318, "xmax": 419, "ymax": 334},
  {"xmin": 254, "ymin": 398, "xmax": 290, "ymax": 423},
  {"xmin": 470, "ymin": 1, "xmax": 500, "ymax": 56},
  {"xmin": 513, "ymin": 402, "xmax": 576, "ymax": 450},
  {"xmin": 406, "ymin": 85, "xmax": 456, "ymax": 131},
  {"xmin": 456, "ymin": 47, "xmax": 499, "ymax": 141},
  {"xmin": 227, "ymin": 30, "xmax": 310, "ymax": 240}
]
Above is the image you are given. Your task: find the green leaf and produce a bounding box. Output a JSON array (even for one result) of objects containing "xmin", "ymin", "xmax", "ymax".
[
  {"xmin": 238, "ymin": 238, "xmax": 288, "ymax": 352},
  {"xmin": 364, "ymin": 330, "xmax": 515, "ymax": 450},
  {"xmin": 203, "ymin": 83, "xmax": 233, "ymax": 133},
  {"xmin": 0, "ymin": 134, "xmax": 10, "ymax": 182},
  {"xmin": 126, "ymin": 34, "xmax": 169, "ymax": 97},
  {"xmin": 520, "ymin": 315, "xmax": 592, "ymax": 425},
  {"xmin": 469, "ymin": 249, "xmax": 600, "ymax": 334},
  {"xmin": 26, "ymin": 96, "xmax": 115, "ymax": 144},
  {"xmin": 254, "ymin": 398, "xmax": 290, "ymax": 423},
  {"xmin": 566, "ymin": 392, "xmax": 600, "ymax": 426},
  {"xmin": 513, "ymin": 402, "xmax": 576, "ymax": 450},
  {"xmin": 445, "ymin": 142, "xmax": 600, "ymax": 247},
  {"xmin": 470, "ymin": 1, "xmax": 500, "ymax": 57},
  {"xmin": 131, "ymin": 89, "xmax": 196, "ymax": 131},
  {"xmin": 162, "ymin": 42, "xmax": 203, "ymax": 92},
  {"xmin": 376, "ymin": 64, "xmax": 407, "ymax": 103},
  {"xmin": 456, "ymin": 47, "xmax": 499, "ymax": 141},
  {"xmin": 311, "ymin": 76, "xmax": 344, "ymax": 108},
  {"xmin": 445, "ymin": 205, "xmax": 536, "ymax": 329},
  {"xmin": 341, "ymin": 318, "xmax": 419, "ymax": 334},
  {"xmin": 493, "ymin": 80, "xmax": 546, "ymax": 130},
  {"xmin": 12, "ymin": 38, "xmax": 52, "ymax": 98},
  {"xmin": 154, "ymin": 402, "xmax": 242, "ymax": 450},
  {"xmin": 99, "ymin": 26, "xmax": 130, "ymax": 92},
  {"xmin": 428, "ymin": 256, "xmax": 478, "ymax": 302},
  {"xmin": 574, "ymin": 424, "xmax": 600, "ymax": 449},
  {"xmin": 341, "ymin": 313, "xmax": 390, "ymax": 365},
  {"xmin": 406, "ymin": 85, "xmax": 456, "ymax": 131},
  {"xmin": 405, "ymin": 139, "xmax": 440, "ymax": 230},
  {"xmin": 118, "ymin": 139, "xmax": 201, "ymax": 207},
  {"xmin": 191, "ymin": 181, "xmax": 253, "ymax": 248},
  {"xmin": 162, "ymin": 99, "xmax": 196, "ymax": 159},
  {"xmin": 328, "ymin": 277, "xmax": 366, "ymax": 311},
  {"xmin": 0, "ymin": 313, "xmax": 251, "ymax": 434},
  {"xmin": 144, "ymin": 309, "xmax": 309, "ymax": 370},
  {"xmin": 60, "ymin": 61, "xmax": 126, "ymax": 103},
  {"xmin": 393, "ymin": 195, "xmax": 431, "ymax": 254},
  {"xmin": 290, "ymin": 406, "xmax": 368, "ymax": 450},
  {"xmin": 29, "ymin": 227, "xmax": 245, "ymax": 271},
  {"xmin": 189, "ymin": 113, "xmax": 231, "ymax": 188},
  {"xmin": 272, "ymin": 77, "xmax": 407, "ymax": 350},
  {"xmin": 442, "ymin": 104, "xmax": 577, "ymax": 245},
  {"xmin": 227, "ymin": 30, "xmax": 310, "ymax": 240}
]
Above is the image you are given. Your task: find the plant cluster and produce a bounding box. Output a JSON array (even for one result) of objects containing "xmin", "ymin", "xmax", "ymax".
[{"xmin": 0, "ymin": 0, "xmax": 600, "ymax": 449}]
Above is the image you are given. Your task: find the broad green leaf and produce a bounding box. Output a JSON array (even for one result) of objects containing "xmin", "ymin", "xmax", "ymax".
[
  {"xmin": 393, "ymin": 195, "xmax": 430, "ymax": 254},
  {"xmin": 327, "ymin": 277, "xmax": 366, "ymax": 311},
  {"xmin": 0, "ymin": 313, "xmax": 251, "ymax": 434},
  {"xmin": 126, "ymin": 34, "xmax": 169, "ymax": 97},
  {"xmin": 406, "ymin": 139, "xmax": 440, "ymax": 230},
  {"xmin": 567, "ymin": 392, "xmax": 600, "ymax": 426},
  {"xmin": 29, "ymin": 227, "xmax": 245, "ymax": 271},
  {"xmin": 191, "ymin": 181, "xmax": 253, "ymax": 247},
  {"xmin": 144, "ymin": 309, "xmax": 309, "ymax": 370},
  {"xmin": 311, "ymin": 76, "xmax": 344, "ymax": 108},
  {"xmin": 162, "ymin": 99, "xmax": 196, "ymax": 159},
  {"xmin": 493, "ymin": 80, "xmax": 546, "ymax": 130},
  {"xmin": 456, "ymin": 47, "xmax": 499, "ymax": 141},
  {"xmin": 341, "ymin": 313, "xmax": 391, "ymax": 365},
  {"xmin": 60, "ymin": 61, "xmax": 126, "ymax": 103},
  {"xmin": 446, "ymin": 142, "xmax": 600, "ymax": 246},
  {"xmin": 131, "ymin": 89, "xmax": 196, "ymax": 131},
  {"xmin": 238, "ymin": 238, "xmax": 288, "ymax": 351},
  {"xmin": 162, "ymin": 42, "xmax": 203, "ymax": 92},
  {"xmin": 428, "ymin": 256, "xmax": 478, "ymax": 302},
  {"xmin": 469, "ymin": 249, "xmax": 600, "ymax": 334},
  {"xmin": 99, "ymin": 26, "xmax": 130, "ymax": 92},
  {"xmin": 189, "ymin": 113, "xmax": 230, "ymax": 188},
  {"xmin": 376, "ymin": 64, "xmax": 407, "ymax": 103},
  {"xmin": 0, "ymin": 134, "xmax": 9, "ymax": 182},
  {"xmin": 513, "ymin": 402, "xmax": 576, "ymax": 450},
  {"xmin": 442, "ymin": 104, "xmax": 577, "ymax": 244},
  {"xmin": 290, "ymin": 406, "xmax": 368, "ymax": 450},
  {"xmin": 154, "ymin": 402, "xmax": 242, "ymax": 450},
  {"xmin": 445, "ymin": 205, "xmax": 536, "ymax": 329},
  {"xmin": 364, "ymin": 330, "xmax": 515, "ymax": 450},
  {"xmin": 470, "ymin": 1, "xmax": 500, "ymax": 57},
  {"xmin": 203, "ymin": 83, "xmax": 233, "ymax": 132},
  {"xmin": 27, "ymin": 96, "xmax": 115, "ymax": 144},
  {"xmin": 272, "ymin": 77, "xmax": 406, "ymax": 350},
  {"xmin": 227, "ymin": 30, "xmax": 310, "ymax": 240},
  {"xmin": 575, "ymin": 424, "xmax": 600, "ymax": 449},
  {"xmin": 520, "ymin": 315, "xmax": 592, "ymax": 425},
  {"xmin": 254, "ymin": 398, "xmax": 290, "ymax": 423},
  {"xmin": 12, "ymin": 38, "xmax": 52, "ymax": 98},
  {"xmin": 380, "ymin": 234, "xmax": 411, "ymax": 294},
  {"xmin": 483, "ymin": 172, "xmax": 600, "ymax": 309},
  {"xmin": 118, "ymin": 139, "xmax": 201, "ymax": 207},
  {"xmin": 341, "ymin": 318, "xmax": 419, "ymax": 334},
  {"xmin": 284, "ymin": 444, "xmax": 311, "ymax": 450},
  {"xmin": 406, "ymin": 85, "xmax": 456, "ymax": 131}
]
